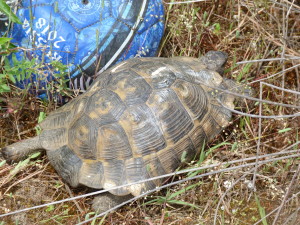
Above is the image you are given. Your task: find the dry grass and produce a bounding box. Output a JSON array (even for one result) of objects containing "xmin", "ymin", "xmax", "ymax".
[{"xmin": 1, "ymin": 0, "xmax": 300, "ymax": 224}]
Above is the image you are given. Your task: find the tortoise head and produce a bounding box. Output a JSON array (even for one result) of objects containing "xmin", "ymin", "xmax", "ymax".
[{"xmin": 200, "ymin": 51, "xmax": 228, "ymax": 75}]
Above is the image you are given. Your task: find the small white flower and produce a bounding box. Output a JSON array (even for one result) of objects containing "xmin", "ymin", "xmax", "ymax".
[
  {"xmin": 224, "ymin": 180, "xmax": 233, "ymax": 189},
  {"xmin": 247, "ymin": 182, "xmax": 254, "ymax": 189}
]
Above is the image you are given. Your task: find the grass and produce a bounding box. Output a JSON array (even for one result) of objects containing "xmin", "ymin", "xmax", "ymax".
[
  {"xmin": 255, "ymin": 194, "xmax": 268, "ymax": 225},
  {"xmin": 1, "ymin": 0, "xmax": 300, "ymax": 224}
]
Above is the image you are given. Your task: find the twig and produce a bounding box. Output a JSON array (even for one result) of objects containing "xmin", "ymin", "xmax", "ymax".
[
  {"xmin": 164, "ymin": 0, "xmax": 207, "ymax": 4},
  {"xmin": 282, "ymin": 206, "xmax": 300, "ymax": 225},
  {"xmin": 64, "ymin": 184, "xmax": 84, "ymax": 214},
  {"xmin": 237, "ymin": 57, "xmax": 300, "ymax": 64},
  {"xmin": 213, "ymin": 167, "xmax": 258, "ymax": 225},
  {"xmin": 0, "ymin": 151, "xmax": 299, "ymax": 220},
  {"xmin": 253, "ymin": 190, "xmax": 300, "ymax": 225},
  {"xmin": 78, "ymin": 153, "xmax": 300, "ymax": 225},
  {"xmin": 3, "ymin": 169, "xmax": 45, "ymax": 194},
  {"xmin": 219, "ymin": 100, "xmax": 300, "ymax": 119},
  {"xmin": 272, "ymin": 162, "xmax": 300, "ymax": 225},
  {"xmin": 252, "ymin": 82, "xmax": 263, "ymax": 191}
]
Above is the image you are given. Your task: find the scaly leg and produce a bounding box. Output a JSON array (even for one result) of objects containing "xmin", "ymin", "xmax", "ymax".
[
  {"xmin": 92, "ymin": 192, "xmax": 134, "ymax": 214},
  {"xmin": 1, "ymin": 136, "xmax": 44, "ymax": 163}
]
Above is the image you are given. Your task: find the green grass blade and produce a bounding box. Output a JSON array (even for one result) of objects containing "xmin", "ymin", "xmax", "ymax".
[
  {"xmin": 255, "ymin": 194, "xmax": 268, "ymax": 225},
  {"xmin": 0, "ymin": 37, "xmax": 12, "ymax": 45},
  {"xmin": 168, "ymin": 183, "xmax": 200, "ymax": 199},
  {"xmin": 0, "ymin": 0, "xmax": 22, "ymax": 24},
  {"xmin": 278, "ymin": 128, "xmax": 291, "ymax": 133},
  {"xmin": 0, "ymin": 160, "xmax": 6, "ymax": 167},
  {"xmin": 166, "ymin": 199, "xmax": 199, "ymax": 209}
]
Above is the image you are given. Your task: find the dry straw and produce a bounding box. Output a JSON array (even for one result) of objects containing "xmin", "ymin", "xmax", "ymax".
[{"xmin": 1, "ymin": 0, "xmax": 300, "ymax": 224}]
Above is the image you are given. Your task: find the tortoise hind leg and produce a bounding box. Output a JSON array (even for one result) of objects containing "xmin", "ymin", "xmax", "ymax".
[
  {"xmin": 1, "ymin": 136, "xmax": 44, "ymax": 163},
  {"xmin": 92, "ymin": 193, "xmax": 133, "ymax": 214}
]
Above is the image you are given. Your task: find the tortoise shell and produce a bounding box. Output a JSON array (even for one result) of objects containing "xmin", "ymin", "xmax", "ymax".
[{"xmin": 2, "ymin": 51, "xmax": 235, "ymax": 197}]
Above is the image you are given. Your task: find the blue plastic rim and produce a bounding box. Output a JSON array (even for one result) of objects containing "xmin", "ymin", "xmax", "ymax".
[{"xmin": 8, "ymin": 0, "xmax": 165, "ymax": 98}]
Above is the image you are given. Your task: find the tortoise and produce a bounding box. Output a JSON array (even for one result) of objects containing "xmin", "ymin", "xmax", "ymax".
[{"xmin": 1, "ymin": 51, "xmax": 236, "ymax": 213}]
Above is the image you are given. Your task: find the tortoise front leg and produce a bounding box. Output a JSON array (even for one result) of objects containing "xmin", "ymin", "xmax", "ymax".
[{"xmin": 1, "ymin": 136, "xmax": 44, "ymax": 163}]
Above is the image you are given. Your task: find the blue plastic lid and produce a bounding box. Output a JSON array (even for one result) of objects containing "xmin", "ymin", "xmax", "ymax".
[{"xmin": 7, "ymin": 0, "xmax": 165, "ymax": 98}]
